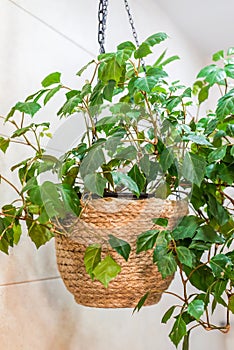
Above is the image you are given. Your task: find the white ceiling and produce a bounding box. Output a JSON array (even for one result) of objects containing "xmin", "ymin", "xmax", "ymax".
[{"xmin": 156, "ymin": 0, "xmax": 234, "ymax": 60}]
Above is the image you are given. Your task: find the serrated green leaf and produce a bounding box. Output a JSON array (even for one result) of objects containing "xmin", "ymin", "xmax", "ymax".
[
  {"xmin": 157, "ymin": 252, "xmax": 177, "ymax": 278},
  {"xmin": 187, "ymin": 299, "xmax": 205, "ymax": 320},
  {"xmin": 0, "ymin": 137, "xmax": 10, "ymax": 153},
  {"xmin": 15, "ymin": 101, "xmax": 41, "ymax": 116},
  {"xmin": 98, "ymin": 57, "xmax": 124, "ymax": 83},
  {"xmin": 103, "ymin": 80, "xmax": 116, "ymax": 102},
  {"xmin": 194, "ymin": 225, "xmax": 224, "ymax": 243},
  {"xmin": 112, "ymin": 172, "xmax": 140, "ymax": 196},
  {"xmin": 40, "ymin": 181, "xmax": 64, "ymax": 218},
  {"xmin": 128, "ymin": 164, "xmax": 146, "ymax": 193},
  {"xmin": 57, "ymin": 183, "xmax": 81, "ymax": 216},
  {"xmin": 108, "ymin": 234, "xmax": 131, "ymax": 261},
  {"xmin": 182, "ymin": 152, "xmax": 206, "ymax": 187},
  {"xmin": 134, "ymin": 43, "xmax": 152, "ymax": 59},
  {"xmin": 83, "ymin": 173, "xmax": 106, "ymax": 196},
  {"xmin": 27, "ymin": 222, "xmax": 53, "ymax": 248},
  {"xmin": 169, "ymin": 315, "xmax": 187, "ymax": 347},
  {"xmin": 93, "ymin": 255, "xmax": 121, "ymax": 288},
  {"xmin": 133, "ymin": 76, "xmax": 158, "ymax": 92},
  {"xmin": 176, "ymin": 246, "xmax": 195, "ymax": 268},
  {"xmin": 161, "ymin": 305, "xmax": 176, "ymax": 324},
  {"xmin": 84, "ymin": 244, "xmax": 101, "ymax": 279},
  {"xmin": 184, "ymin": 265, "xmax": 214, "ymax": 292},
  {"xmin": 208, "ymin": 145, "xmax": 227, "ymax": 162},
  {"xmin": 136, "ymin": 230, "xmax": 159, "ymax": 253},
  {"xmin": 172, "ymin": 216, "xmax": 203, "ymax": 240},
  {"xmin": 11, "ymin": 126, "xmax": 31, "ymax": 138},
  {"xmin": 216, "ymin": 89, "xmax": 234, "ymax": 120},
  {"xmin": 80, "ymin": 146, "xmax": 105, "ymax": 178},
  {"xmin": 41, "ymin": 72, "xmax": 61, "ymax": 87},
  {"xmin": 210, "ymin": 254, "xmax": 234, "ymax": 279}
]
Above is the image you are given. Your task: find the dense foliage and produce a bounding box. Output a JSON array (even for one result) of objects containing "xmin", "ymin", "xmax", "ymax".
[{"xmin": 0, "ymin": 33, "xmax": 233, "ymax": 348}]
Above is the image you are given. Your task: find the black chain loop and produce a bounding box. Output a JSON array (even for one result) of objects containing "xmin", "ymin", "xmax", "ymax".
[{"xmin": 98, "ymin": 0, "xmax": 109, "ymax": 54}]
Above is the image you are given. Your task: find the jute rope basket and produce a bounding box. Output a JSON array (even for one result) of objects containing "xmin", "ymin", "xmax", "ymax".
[{"xmin": 55, "ymin": 196, "xmax": 188, "ymax": 308}]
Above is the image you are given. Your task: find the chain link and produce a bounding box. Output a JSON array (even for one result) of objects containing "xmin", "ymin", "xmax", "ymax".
[{"xmin": 98, "ymin": 0, "xmax": 109, "ymax": 54}]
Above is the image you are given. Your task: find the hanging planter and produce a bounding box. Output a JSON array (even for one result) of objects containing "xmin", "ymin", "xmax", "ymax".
[
  {"xmin": 0, "ymin": 0, "xmax": 234, "ymax": 347},
  {"xmin": 55, "ymin": 197, "xmax": 187, "ymax": 308}
]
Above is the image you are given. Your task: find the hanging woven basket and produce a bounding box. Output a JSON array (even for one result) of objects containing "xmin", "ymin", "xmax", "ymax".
[{"xmin": 55, "ymin": 196, "xmax": 188, "ymax": 308}]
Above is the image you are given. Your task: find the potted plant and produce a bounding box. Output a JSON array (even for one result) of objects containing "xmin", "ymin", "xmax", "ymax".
[{"xmin": 0, "ymin": 32, "xmax": 233, "ymax": 348}]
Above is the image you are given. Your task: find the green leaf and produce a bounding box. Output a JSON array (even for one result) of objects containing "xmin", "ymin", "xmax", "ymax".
[
  {"xmin": 40, "ymin": 181, "xmax": 64, "ymax": 218},
  {"xmin": 84, "ymin": 244, "xmax": 101, "ymax": 279},
  {"xmin": 187, "ymin": 300, "xmax": 205, "ymax": 320},
  {"xmin": 108, "ymin": 234, "xmax": 131, "ymax": 261},
  {"xmin": 117, "ymin": 41, "xmax": 136, "ymax": 52},
  {"xmin": 212, "ymin": 50, "xmax": 224, "ymax": 62},
  {"xmin": 83, "ymin": 173, "xmax": 106, "ymax": 196},
  {"xmin": 161, "ymin": 305, "xmax": 176, "ymax": 324},
  {"xmin": 227, "ymin": 47, "xmax": 234, "ymax": 56},
  {"xmin": 183, "ymin": 133, "xmax": 211, "ymax": 146},
  {"xmin": 80, "ymin": 146, "xmax": 105, "ymax": 178},
  {"xmin": 15, "ymin": 101, "xmax": 41, "ymax": 116},
  {"xmin": 133, "ymin": 292, "xmax": 150, "ymax": 313},
  {"xmin": 216, "ymin": 89, "xmax": 234, "ymax": 120},
  {"xmin": 44, "ymin": 85, "xmax": 62, "ymax": 105},
  {"xmin": 128, "ymin": 164, "xmax": 146, "ymax": 193},
  {"xmin": 152, "ymin": 218, "xmax": 168, "ymax": 227},
  {"xmin": 103, "ymin": 80, "xmax": 116, "ymax": 102},
  {"xmin": 136, "ymin": 230, "xmax": 159, "ymax": 253},
  {"xmin": 13, "ymin": 223, "xmax": 22, "ymax": 244},
  {"xmin": 159, "ymin": 55, "xmax": 180, "ymax": 68},
  {"xmin": 176, "ymin": 246, "xmax": 195, "ymax": 268},
  {"xmin": 76, "ymin": 60, "xmax": 95, "ymax": 76},
  {"xmin": 157, "ymin": 252, "xmax": 177, "ymax": 278},
  {"xmin": 182, "ymin": 152, "xmax": 206, "ymax": 187},
  {"xmin": 57, "ymin": 183, "xmax": 81, "ymax": 216},
  {"xmin": 144, "ymin": 32, "xmax": 168, "ymax": 47},
  {"xmin": 184, "ymin": 265, "xmax": 214, "ymax": 292},
  {"xmin": 169, "ymin": 315, "xmax": 187, "ymax": 347},
  {"xmin": 41, "ymin": 72, "xmax": 61, "ymax": 87},
  {"xmin": 197, "ymin": 64, "xmax": 217, "ymax": 78},
  {"xmin": 207, "ymin": 194, "xmax": 229, "ymax": 226},
  {"xmin": 224, "ymin": 64, "xmax": 234, "ymax": 78},
  {"xmin": 115, "ymin": 145, "xmax": 137, "ymax": 160},
  {"xmin": 210, "ymin": 254, "xmax": 234, "ymax": 279},
  {"xmin": 11, "ymin": 126, "xmax": 31, "ymax": 138},
  {"xmin": 0, "ymin": 137, "xmax": 10, "ymax": 153},
  {"xmin": 98, "ymin": 57, "xmax": 124, "ymax": 83},
  {"xmin": 208, "ymin": 145, "xmax": 227, "ymax": 162},
  {"xmin": 133, "ymin": 76, "xmax": 158, "ymax": 92},
  {"xmin": 134, "ymin": 43, "xmax": 152, "ymax": 59},
  {"xmin": 159, "ymin": 148, "xmax": 175, "ymax": 172},
  {"xmin": 228, "ymin": 294, "xmax": 234, "ymax": 313},
  {"xmin": 27, "ymin": 222, "xmax": 53, "ymax": 248},
  {"xmin": 93, "ymin": 255, "xmax": 121, "ymax": 288},
  {"xmin": 112, "ymin": 172, "xmax": 140, "ymax": 196},
  {"xmin": 172, "ymin": 216, "xmax": 203, "ymax": 240},
  {"xmin": 194, "ymin": 225, "xmax": 224, "ymax": 243}
]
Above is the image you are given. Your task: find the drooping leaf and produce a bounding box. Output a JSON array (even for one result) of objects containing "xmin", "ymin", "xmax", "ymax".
[
  {"xmin": 27, "ymin": 222, "xmax": 53, "ymax": 248},
  {"xmin": 80, "ymin": 146, "xmax": 105, "ymax": 178},
  {"xmin": 128, "ymin": 164, "xmax": 146, "ymax": 193},
  {"xmin": 76, "ymin": 60, "xmax": 95, "ymax": 76},
  {"xmin": 0, "ymin": 137, "xmax": 10, "ymax": 153},
  {"xmin": 194, "ymin": 225, "xmax": 224, "ymax": 243},
  {"xmin": 169, "ymin": 315, "xmax": 187, "ymax": 347},
  {"xmin": 40, "ymin": 181, "xmax": 64, "ymax": 218},
  {"xmin": 184, "ymin": 265, "xmax": 214, "ymax": 292},
  {"xmin": 84, "ymin": 244, "xmax": 101, "ymax": 279},
  {"xmin": 41, "ymin": 72, "xmax": 61, "ymax": 87},
  {"xmin": 187, "ymin": 299, "xmax": 205, "ymax": 320},
  {"xmin": 136, "ymin": 230, "xmax": 159, "ymax": 253},
  {"xmin": 161, "ymin": 305, "xmax": 176, "ymax": 324},
  {"xmin": 83, "ymin": 173, "xmax": 106, "ymax": 197},
  {"xmin": 176, "ymin": 246, "xmax": 195, "ymax": 268},
  {"xmin": 93, "ymin": 255, "xmax": 121, "ymax": 288},
  {"xmin": 108, "ymin": 234, "xmax": 131, "ymax": 261},
  {"xmin": 182, "ymin": 152, "xmax": 206, "ymax": 187},
  {"xmin": 57, "ymin": 183, "xmax": 81, "ymax": 216},
  {"xmin": 44, "ymin": 85, "xmax": 62, "ymax": 105},
  {"xmin": 133, "ymin": 292, "xmax": 150, "ymax": 313},
  {"xmin": 103, "ymin": 80, "xmax": 116, "ymax": 102},
  {"xmin": 216, "ymin": 89, "xmax": 234, "ymax": 120},
  {"xmin": 157, "ymin": 252, "xmax": 177, "ymax": 279}
]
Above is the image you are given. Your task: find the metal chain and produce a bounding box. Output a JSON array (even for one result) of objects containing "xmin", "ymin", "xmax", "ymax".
[
  {"xmin": 98, "ymin": 0, "xmax": 109, "ymax": 54},
  {"xmin": 123, "ymin": 0, "xmax": 146, "ymax": 72}
]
